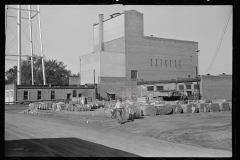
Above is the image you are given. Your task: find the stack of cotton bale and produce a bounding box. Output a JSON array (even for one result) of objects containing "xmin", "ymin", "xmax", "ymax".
[
  {"xmin": 199, "ymin": 103, "xmax": 210, "ymax": 112},
  {"xmin": 156, "ymin": 104, "xmax": 173, "ymax": 115},
  {"xmin": 171, "ymin": 104, "xmax": 183, "ymax": 114},
  {"xmin": 209, "ymin": 103, "xmax": 221, "ymax": 112},
  {"xmin": 219, "ymin": 102, "xmax": 231, "ymax": 111},
  {"xmin": 66, "ymin": 103, "xmax": 74, "ymax": 111},
  {"xmin": 52, "ymin": 103, "xmax": 57, "ymax": 111},
  {"xmin": 124, "ymin": 103, "xmax": 142, "ymax": 119},
  {"xmin": 137, "ymin": 97, "xmax": 149, "ymax": 103},
  {"xmin": 54, "ymin": 102, "xmax": 65, "ymax": 111},
  {"xmin": 38, "ymin": 102, "xmax": 46, "ymax": 110},
  {"xmin": 186, "ymin": 104, "xmax": 199, "ymax": 113},
  {"xmin": 180, "ymin": 104, "xmax": 188, "ymax": 113},
  {"xmin": 141, "ymin": 105, "xmax": 158, "ymax": 116},
  {"xmin": 29, "ymin": 102, "xmax": 40, "ymax": 111}
]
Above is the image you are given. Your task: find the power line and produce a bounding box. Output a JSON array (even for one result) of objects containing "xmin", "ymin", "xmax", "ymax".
[{"xmin": 205, "ymin": 7, "xmax": 232, "ymax": 74}]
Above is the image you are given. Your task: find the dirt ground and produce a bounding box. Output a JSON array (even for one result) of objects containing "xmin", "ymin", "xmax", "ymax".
[{"xmin": 5, "ymin": 104, "xmax": 232, "ymax": 157}]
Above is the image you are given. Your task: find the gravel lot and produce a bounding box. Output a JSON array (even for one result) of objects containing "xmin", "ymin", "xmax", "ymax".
[{"xmin": 5, "ymin": 104, "xmax": 232, "ymax": 157}]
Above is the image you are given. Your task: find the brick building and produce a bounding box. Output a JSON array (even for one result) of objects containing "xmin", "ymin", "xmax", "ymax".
[
  {"xmin": 137, "ymin": 74, "xmax": 232, "ymax": 101},
  {"xmin": 5, "ymin": 83, "xmax": 96, "ymax": 103},
  {"xmin": 79, "ymin": 10, "xmax": 199, "ymax": 99},
  {"xmin": 200, "ymin": 74, "xmax": 232, "ymax": 100}
]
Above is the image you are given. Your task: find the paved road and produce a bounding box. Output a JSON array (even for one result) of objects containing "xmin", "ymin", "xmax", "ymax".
[{"xmin": 5, "ymin": 111, "xmax": 232, "ymax": 157}]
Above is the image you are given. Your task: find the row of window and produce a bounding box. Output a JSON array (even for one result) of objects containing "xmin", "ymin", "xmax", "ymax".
[
  {"xmin": 150, "ymin": 59, "xmax": 181, "ymax": 68},
  {"xmin": 146, "ymin": 84, "xmax": 199, "ymax": 91},
  {"xmin": 23, "ymin": 90, "xmax": 82, "ymax": 100},
  {"xmin": 23, "ymin": 90, "xmax": 55, "ymax": 100}
]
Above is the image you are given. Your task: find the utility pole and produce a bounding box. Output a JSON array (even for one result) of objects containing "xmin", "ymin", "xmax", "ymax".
[
  {"xmin": 28, "ymin": 5, "xmax": 34, "ymax": 85},
  {"xmin": 17, "ymin": 5, "xmax": 21, "ymax": 85},
  {"xmin": 93, "ymin": 69, "xmax": 95, "ymax": 85},
  {"xmin": 196, "ymin": 66, "xmax": 199, "ymax": 100},
  {"xmin": 79, "ymin": 58, "xmax": 81, "ymax": 85},
  {"xmin": 37, "ymin": 5, "xmax": 46, "ymax": 85}
]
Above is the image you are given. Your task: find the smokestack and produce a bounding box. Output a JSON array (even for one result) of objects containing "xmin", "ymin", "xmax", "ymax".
[{"xmin": 99, "ymin": 14, "xmax": 104, "ymax": 51}]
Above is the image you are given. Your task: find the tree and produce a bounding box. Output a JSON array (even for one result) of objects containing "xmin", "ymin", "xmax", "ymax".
[{"xmin": 5, "ymin": 58, "xmax": 72, "ymax": 86}]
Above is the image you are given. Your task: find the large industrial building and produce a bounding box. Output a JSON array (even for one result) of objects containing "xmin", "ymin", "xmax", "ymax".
[{"xmin": 79, "ymin": 10, "xmax": 199, "ymax": 99}]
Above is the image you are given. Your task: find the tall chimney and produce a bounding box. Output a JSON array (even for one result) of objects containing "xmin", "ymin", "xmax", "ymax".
[{"xmin": 99, "ymin": 14, "xmax": 104, "ymax": 51}]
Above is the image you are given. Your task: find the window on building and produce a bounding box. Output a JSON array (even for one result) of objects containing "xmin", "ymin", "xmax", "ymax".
[
  {"xmin": 194, "ymin": 84, "xmax": 199, "ymax": 90},
  {"xmin": 188, "ymin": 75, "xmax": 191, "ymax": 78},
  {"xmin": 156, "ymin": 59, "xmax": 157, "ymax": 66},
  {"xmin": 23, "ymin": 91, "xmax": 29, "ymax": 100},
  {"xmin": 156, "ymin": 86, "xmax": 164, "ymax": 91},
  {"xmin": 170, "ymin": 60, "xmax": 172, "ymax": 67},
  {"xmin": 147, "ymin": 86, "xmax": 154, "ymax": 91},
  {"xmin": 179, "ymin": 60, "xmax": 181, "ymax": 68},
  {"xmin": 37, "ymin": 91, "xmax": 42, "ymax": 100},
  {"xmin": 131, "ymin": 70, "xmax": 138, "ymax": 79},
  {"xmin": 51, "ymin": 90, "xmax": 55, "ymax": 100},
  {"xmin": 175, "ymin": 60, "xmax": 177, "ymax": 67},
  {"xmin": 186, "ymin": 85, "xmax": 192, "ymax": 89},
  {"xmin": 179, "ymin": 85, "xmax": 184, "ymax": 90},
  {"xmin": 165, "ymin": 60, "xmax": 167, "ymax": 67},
  {"xmin": 73, "ymin": 90, "xmax": 77, "ymax": 97},
  {"xmin": 151, "ymin": 59, "xmax": 152, "ymax": 66}
]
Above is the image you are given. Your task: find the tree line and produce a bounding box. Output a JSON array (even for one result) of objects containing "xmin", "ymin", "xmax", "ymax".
[{"xmin": 5, "ymin": 57, "xmax": 79, "ymax": 86}]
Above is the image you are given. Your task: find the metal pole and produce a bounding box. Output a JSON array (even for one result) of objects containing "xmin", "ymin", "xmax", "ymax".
[
  {"xmin": 17, "ymin": 5, "xmax": 21, "ymax": 85},
  {"xmin": 37, "ymin": 5, "xmax": 46, "ymax": 85},
  {"xmin": 79, "ymin": 58, "xmax": 81, "ymax": 85},
  {"xmin": 28, "ymin": 5, "xmax": 34, "ymax": 85},
  {"xmin": 94, "ymin": 69, "xmax": 95, "ymax": 85},
  {"xmin": 196, "ymin": 66, "xmax": 199, "ymax": 100}
]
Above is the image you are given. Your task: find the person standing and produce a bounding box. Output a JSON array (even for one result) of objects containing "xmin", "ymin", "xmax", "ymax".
[{"xmin": 115, "ymin": 98, "xmax": 124, "ymax": 124}]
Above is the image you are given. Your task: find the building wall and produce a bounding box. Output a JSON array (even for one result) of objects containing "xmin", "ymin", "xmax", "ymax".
[
  {"xmin": 69, "ymin": 76, "xmax": 80, "ymax": 85},
  {"xmin": 100, "ymin": 51, "xmax": 126, "ymax": 77},
  {"xmin": 200, "ymin": 75, "xmax": 232, "ymax": 100},
  {"xmin": 94, "ymin": 14, "xmax": 124, "ymax": 52},
  {"xmin": 80, "ymin": 52, "xmax": 100, "ymax": 85},
  {"xmin": 124, "ymin": 10, "xmax": 198, "ymax": 82},
  {"xmin": 16, "ymin": 88, "xmax": 96, "ymax": 101},
  {"xmin": 94, "ymin": 37, "xmax": 125, "ymax": 53},
  {"xmin": 97, "ymin": 77, "xmax": 126, "ymax": 99},
  {"xmin": 5, "ymin": 84, "xmax": 16, "ymax": 102},
  {"xmin": 137, "ymin": 81, "xmax": 199, "ymax": 97}
]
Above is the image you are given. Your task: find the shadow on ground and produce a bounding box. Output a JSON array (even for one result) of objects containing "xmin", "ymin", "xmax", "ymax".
[{"xmin": 5, "ymin": 137, "xmax": 140, "ymax": 157}]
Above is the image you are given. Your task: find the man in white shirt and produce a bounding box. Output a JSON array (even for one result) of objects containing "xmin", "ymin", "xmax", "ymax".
[{"xmin": 115, "ymin": 98, "xmax": 124, "ymax": 124}]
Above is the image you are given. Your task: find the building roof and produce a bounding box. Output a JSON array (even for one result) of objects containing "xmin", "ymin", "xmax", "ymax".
[
  {"xmin": 16, "ymin": 85, "xmax": 95, "ymax": 89},
  {"xmin": 137, "ymin": 77, "xmax": 200, "ymax": 85}
]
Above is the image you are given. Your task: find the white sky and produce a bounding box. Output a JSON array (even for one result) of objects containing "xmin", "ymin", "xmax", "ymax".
[{"xmin": 5, "ymin": 5, "xmax": 232, "ymax": 76}]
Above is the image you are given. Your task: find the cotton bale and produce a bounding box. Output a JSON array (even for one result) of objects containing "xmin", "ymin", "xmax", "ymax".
[
  {"xmin": 67, "ymin": 104, "xmax": 73, "ymax": 111},
  {"xmin": 192, "ymin": 104, "xmax": 199, "ymax": 113},
  {"xmin": 56, "ymin": 104, "xmax": 61, "ymax": 111},
  {"xmin": 228, "ymin": 102, "xmax": 232, "ymax": 110},
  {"xmin": 52, "ymin": 103, "xmax": 57, "ymax": 111},
  {"xmin": 210, "ymin": 103, "xmax": 220, "ymax": 112},
  {"xmin": 199, "ymin": 103, "xmax": 207, "ymax": 112},
  {"xmin": 220, "ymin": 102, "xmax": 230, "ymax": 111},
  {"xmin": 142, "ymin": 105, "xmax": 158, "ymax": 116},
  {"xmin": 129, "ymin": 104, "xmax": 141, "ymax": 119},
  {"xmin": 104, "ymin": 108, "xmax": 116, "ymax": 118},
  {"xmin": 157, "ymin": 104, "xmax": 173, "ymax": 115},
  {"xmin": 181, "ymin": 104, "xmax": 188, "ymax": 113},
  {"xmin": 172, "ymin": 104, "xmax": 183, "ymax": 114},
  {"xmin": 186, "ymin": 104, "xmax": 193, "ymax": 113}
]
